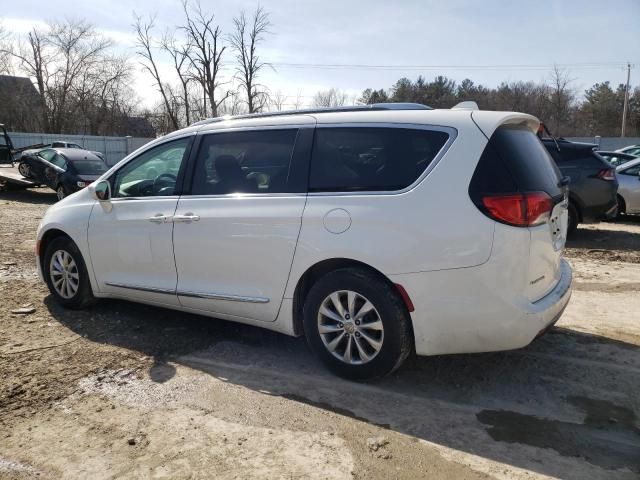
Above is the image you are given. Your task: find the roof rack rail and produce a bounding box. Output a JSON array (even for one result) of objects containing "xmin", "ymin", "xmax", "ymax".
[{"xmin": 190, "ymin": 102, "xmax": 432, "ymax": 127}]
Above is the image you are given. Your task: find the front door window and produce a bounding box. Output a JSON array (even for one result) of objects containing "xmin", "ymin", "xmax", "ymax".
[{"xmin": 112, "ymin": 138, "xmax": 191, "ymax": 198}]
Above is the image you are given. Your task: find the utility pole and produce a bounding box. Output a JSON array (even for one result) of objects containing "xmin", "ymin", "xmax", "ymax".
[{"xmin": 621, "ymin": 63, "xmax": 631, "ymax": 137}]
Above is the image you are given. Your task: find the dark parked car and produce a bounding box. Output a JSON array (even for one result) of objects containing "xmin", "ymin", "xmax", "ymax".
[
  {"xmin": 18, "ymin": 147, "xmax": 107, "ymax": 200},
  {"xmin": 17, "ymin": 141, "xmax": 105, "ymax": 162},
  {"xmin": 596, "ymin": 151, "xmax": 638, "ymax": 168},
  {"xmin": 541, "ymin": 138, "xmax": 618, "ymax": 233}
]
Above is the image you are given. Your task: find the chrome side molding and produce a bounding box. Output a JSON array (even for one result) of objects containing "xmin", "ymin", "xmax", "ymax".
[
  {"xmin": 177, "ymin": 290, "xmax": 269, "ymax": 303},
  {"xmin": 105, "ymin": 282, "xmax": 175, "ymax": 295},
  {"xmin": 105, "ymin": 281, "xmax": 269, "ymax": 304}
]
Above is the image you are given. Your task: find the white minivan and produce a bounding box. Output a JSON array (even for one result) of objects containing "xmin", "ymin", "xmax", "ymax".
[{"xmin": 36, "ymin": 104, "xmax": 572, "ymax": 379}]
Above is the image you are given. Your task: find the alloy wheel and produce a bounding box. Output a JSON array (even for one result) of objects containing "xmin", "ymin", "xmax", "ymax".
[
  {"xmin": 18, "ymin": 162, "xmax": 30, "ymax": 177},
  {"xmin": 49, "ymin": 250, "xmax": 80, "ymax": 299},
  {"xmin": 317, "ymin": 290, "xmax": 384, "ymax": 365}
]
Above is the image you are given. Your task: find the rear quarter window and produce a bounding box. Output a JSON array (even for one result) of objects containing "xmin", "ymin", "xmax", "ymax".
[
  {"xmin": 472, "ymin": 125, "xmax": 562, "ymax": 199},
  {"xmin": 309, "ymin": 127, "xmax": 449, "ymax": 192}
]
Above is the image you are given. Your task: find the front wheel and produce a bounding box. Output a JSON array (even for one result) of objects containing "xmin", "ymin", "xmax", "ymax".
[
  {"xmin": 303, "ymin": 268, "xmax": 413, "ymax": 380},
  {"xmin": 43, "ymin": 236, "xmax": 96, "ymax": 309},
  {"xmin": 18, "ymin": 161, "xmax": 31, "ymax": 178}
]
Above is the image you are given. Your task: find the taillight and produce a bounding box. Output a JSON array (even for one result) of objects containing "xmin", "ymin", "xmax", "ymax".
[
  {"xmin": 525, "ymin": 192, "xmax": 554, "ymax": 226},
  {"xmin": 482, "ymin": 192, "xmax": 553, "ymax": 227},
  {"xmin": 597, "ymin": 169, "xmax": 615, "ymax": 181}
]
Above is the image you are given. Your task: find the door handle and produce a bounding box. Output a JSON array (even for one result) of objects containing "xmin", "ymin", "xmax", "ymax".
[
  {"xmin": 173, "ymin": 213, "xmax": 200, "ymax": 223},
  {"xmin": 148, "ymin": 214, "xmax": 170, "ymax": 223}
]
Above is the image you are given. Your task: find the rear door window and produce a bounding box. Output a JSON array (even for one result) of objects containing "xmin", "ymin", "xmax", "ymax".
[
  {"xmin": 50, "ymin": 154, "xmax": 68, "ymax": 170},
  {"xmin": 309, "ymin": 127, "xmax": 449, "ymax": 192},
  {"xmin": 191, "ymin": 129, "xmax": 298, "ymax": 195},
  {"xmin": 39, "ymin": 149, "xmax": 56, "ymax": 162}
]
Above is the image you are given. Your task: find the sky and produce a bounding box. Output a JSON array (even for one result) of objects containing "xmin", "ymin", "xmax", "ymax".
[{"xmin": 2, "ymin": 0, "xmax": 639, "ymax": 109}]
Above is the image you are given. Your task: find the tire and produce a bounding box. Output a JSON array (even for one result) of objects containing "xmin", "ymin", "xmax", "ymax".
[
  {"xmin": 56, "ymin": 185, "xmax": 67, "ymax": 201},
  {"xmin": 303, "ymin": 267, "xmax": 413, "ymax": 380},
  {"xmin": 616, "ymin": 195, "xmax": 626, "ymax": 219},
  {"xmin": 43, "ymin": 236, "xmax": 96, "ymax": 309},
  {"xmin": 567, "ymin": 203, "xmax": 579, "ymax": 235},
  {"xmin": 18, "ymin": 161, "xmax": 31, "ymax": 178}
]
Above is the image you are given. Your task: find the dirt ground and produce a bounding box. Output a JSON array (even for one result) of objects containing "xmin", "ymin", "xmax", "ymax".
[{"xmin": 0, "ymin": 185, "xmax": 639, "ymax": 480}]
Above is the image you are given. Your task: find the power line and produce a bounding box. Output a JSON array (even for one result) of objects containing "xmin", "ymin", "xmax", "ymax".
[{"xmin": 269, "ymin": 61, "xmax": 636, "ymax": 71}]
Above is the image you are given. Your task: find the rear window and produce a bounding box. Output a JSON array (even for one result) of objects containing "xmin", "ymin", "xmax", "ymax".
[
  {"xmin": 72, "ymin": 160, "xmax": 107, "ymax": 175},
  {"xmin": 470, "ymin": 125, "xmax": 562, "ymax": 199},
  {"xmin": 309, "ymin": 127, "xmax": 449, "ymax": 192}
]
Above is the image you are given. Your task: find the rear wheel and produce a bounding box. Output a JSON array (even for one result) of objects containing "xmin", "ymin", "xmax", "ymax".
[
  {"xmin": 43, "ymin": 236, "xmax": 96, "ymax": 309},
  {"xmin": 18, "ymin": 161, "xmax": 31, "ymax": 178},
  {"xmin": 616, "ymin": 195, "xmax": 626, "ymax": 219},
  {"xmin": 303, "ymin": 268, "xmax": 413, "ymax": 380},
  {"xmin": 567, "ymin": 202, "xmax": 579, "ymax": 235},
  {"xmin": 56, "ymin": 185, "xmax": 67, "ymax": 201}
]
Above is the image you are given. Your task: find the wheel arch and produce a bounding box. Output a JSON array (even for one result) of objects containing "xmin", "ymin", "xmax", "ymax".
[
  {"xmin": 568, "ymin": 193, "xmax": 583, "ymax": 223},
  {"xmin": 291, "ymin": 257, "xmax": 412, "ymax": 336},
  {"xmin": 38, "ymin": 228, "xmax": 73, "ymax": 271},
  {"xmin": 617, "ymin": 193, "xmax": 627, "ymax": 214}
]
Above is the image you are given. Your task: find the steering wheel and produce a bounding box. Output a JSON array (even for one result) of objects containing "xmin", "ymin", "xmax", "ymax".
[{"xmin": 153, "ymin": 173, "xmax": 177, "ymax": 194}]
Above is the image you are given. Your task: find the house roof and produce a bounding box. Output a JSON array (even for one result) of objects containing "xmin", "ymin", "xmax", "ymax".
[{"xmin": 0, "ymin": 75, "xmax": 40, "ymax": 100}]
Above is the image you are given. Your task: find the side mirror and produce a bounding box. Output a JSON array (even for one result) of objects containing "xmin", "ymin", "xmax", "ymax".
[{"xmin": 91, "ymin": 180, "xmax": 111, "ymax": 201}]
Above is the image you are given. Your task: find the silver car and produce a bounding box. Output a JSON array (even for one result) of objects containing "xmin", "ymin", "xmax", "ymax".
[{"xmin": 616, "ymin": 158, "xmax": 640, "ymax": 216}]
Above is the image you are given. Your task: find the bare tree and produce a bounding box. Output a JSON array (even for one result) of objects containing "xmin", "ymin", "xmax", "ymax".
[
  {"xmin": 161, "ymin": 31, "xmax": 193, "ymax": 125},
  {"xmin": 3, "ymin": 27, "xmax": 51, "ymax": 130},
  {"xmin": 230, "ymin": 6, "xmax": 271, "ymax": 113},
  {"xmin": 181, "ymin": 0, "xmax": 230, "ymax": 118},
  {"xmin": 546, "ymin": 65, "xmax": 575, "ymax": 135},
  {"xmin": 3, "ymin": 20, "xmax": 116, "ymax": 133},
  {"xmin": 46, "ymin": 20, "xmax": 113, "ymax": 132},
  {"xmin": 269, "ymin": 90, "xmax": 287, "ymax": 111},
  {"xmin": 292, "ymin": 89, "xmax": 305, "ymax": 109},
  {"xmin": 217, "ymin": 90, "xmax": 247, "ymax": 115},
  {"xmin": 75, "ymin": 53, "xmax": 134, "ymax": 134},
  {"xmin": 133, "ymin": 14, "xmax": 180, "ymax": 130},
  {"xmin": 312, "ymin": 88, "xmax": 348, "ymax": 107},
  {"xmin": 0, "ymin": 21, "xmax": 13, "ymax": 74}
]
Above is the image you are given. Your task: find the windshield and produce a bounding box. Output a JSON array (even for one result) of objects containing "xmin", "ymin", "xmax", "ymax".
[{"xmin": 72, "ymin": 160, "xmax": 107, "ymax": 175}]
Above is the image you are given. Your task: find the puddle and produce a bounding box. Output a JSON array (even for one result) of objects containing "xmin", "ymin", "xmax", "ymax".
[{"xmin": 477, "ymin": 396, "xmax": 640, "ymax": 472}]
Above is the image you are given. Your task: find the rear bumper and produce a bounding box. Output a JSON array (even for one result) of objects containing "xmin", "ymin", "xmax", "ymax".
[
  {"xmin": 526, "ymin": 259, "xmax": 572, "ymax": 330},
  {"xmin": 389, "ymin": 259, "xmax": 572, "ymax": 356}
]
